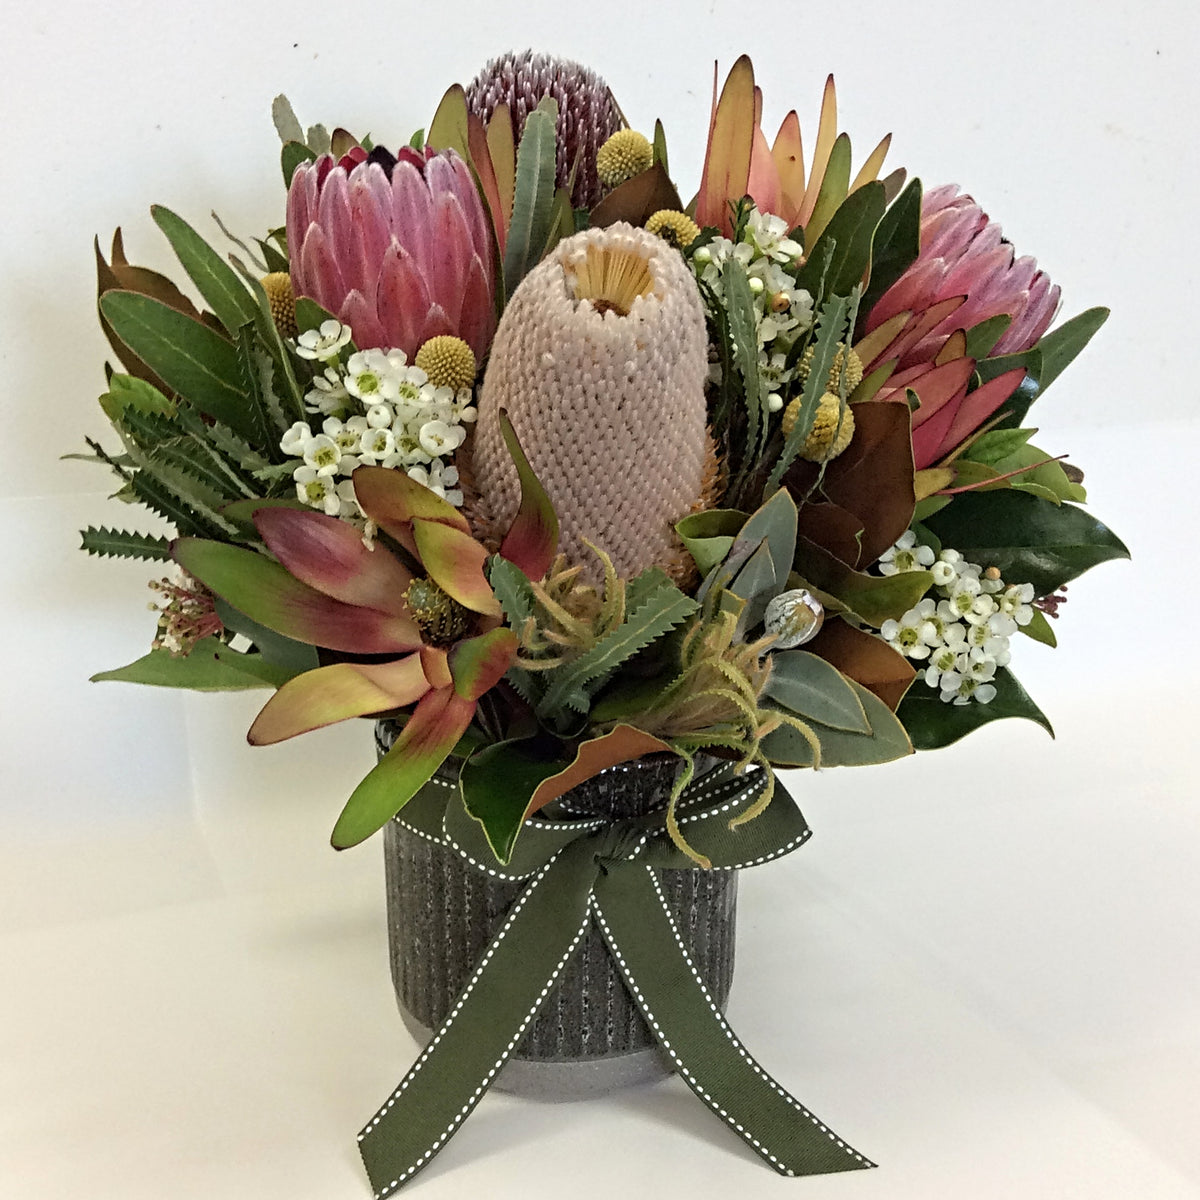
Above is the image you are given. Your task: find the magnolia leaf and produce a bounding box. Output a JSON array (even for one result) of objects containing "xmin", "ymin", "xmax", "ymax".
[
  {"xmin": 898, "ymin": 667, "xmax": 1053, "ymax": 749},
  {"xmin": 803, "ymin": 616, "xmax": 916, "ymax": 711},
  {"xmin": 795, "ymin": 534, "xmax": 933, "ymax": 629},
  {"xmin": 922, "ymin": 489, "xmax": 1129, "ymax": 597},
  {"xmin": 91, "ymin": 637, "xmax": 296, "ymax": 691},
  {"xmin": 589, "ymin": 162, "xmax": 683, "ymax": 229}
]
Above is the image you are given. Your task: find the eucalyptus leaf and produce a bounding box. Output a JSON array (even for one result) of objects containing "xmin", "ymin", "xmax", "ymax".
[
  {"xmin": 764, "ymin": 650, "xmax": 870, "ymax": 733},
  {"xmin": 152, "ymin": 206, "xmax": 260, "ymax": 337},
  {"xmin": 898, "ymin": 667, "xmax": 1052, "ymax": 749},
  {"xmin": 99, "ymin": 292, "xmax": 256, "ymax": 442},
  {"xmin": 762, "ymin": 680, "xmax": 912, "ymax": 767},
  {"xmin": 676, "ymin": 509, "xmax": 747, "ymax": 576}
]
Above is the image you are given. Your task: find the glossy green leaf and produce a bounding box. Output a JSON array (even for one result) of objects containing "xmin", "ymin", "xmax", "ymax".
[
  {"xmin": 91, "ymin": 637, "xmax": 296, "ymax": 691},
  {"xmin": 898, "ymin": 667, "xmax": 1053, "ymax": 749},
  {"xmin": 281, "ymin": 140, "xmax": 316, "ymax": 187},
  {"xmin": 795, "ymin": 534, "xmax": 933, "ymax": 626},
  {"xmin": 858, "ymin": 177, "xmax": 921, "ymax": 321},
  {"xmin": 977, "ymin": 348, "xmax": 1042, "ymax": 428},
  {"xmin": 99, "ymin": 373, "xmax": 175, "ymax": 422},
  {"xmin": 764, "ymin": 650, "xmax": 870, "ymax": 733},
  {"xmin": 1032, "ymin": 307, "xmax": 1109, "ymax": 393},
  {"xmin": 99, "ymin": 292, "xmax": 256, "ymax": 442},
  {"xmin": 152, "ymin": 206, "xmax": 260, "ymax": 337},
  {"xmin": 961, "ymin": 427, "xmax": 1036, "ymax": 465},
  {"xmin": 796, "ymin": 181, "xmax": 885, "ymax": 299},
  {"xmin": 922, "ymin": 489, "xmax": 1129, "ymax": 597},
  {"xmin": 503, "ymin": 97, "xmax": 559, "ymax": 294},
  {"xmin": 1019, "ymin": 605, "xmax": 1058, "ymax": 647},
  {"xmin": 212, "ymin": 598, "xmax": 320, "ymax": 674}
]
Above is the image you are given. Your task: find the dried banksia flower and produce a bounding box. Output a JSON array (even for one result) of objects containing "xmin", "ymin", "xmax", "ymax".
[
  {"xmin": 468, "ymin": 222, "xmax": 712, "ymax": 582},
  {"xmin": 465, "ymin": 50, "xmax": 621, "ymax": 209}
]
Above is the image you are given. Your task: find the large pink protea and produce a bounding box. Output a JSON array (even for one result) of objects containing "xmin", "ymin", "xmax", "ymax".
[
  {"xmin": 286, "ymin": 145, "xmax": 496, "ymax": 360},
  {"xmin": 864, "ymin": 184, "xmax": 1060, "ymax": 370},
  {"xmin": 465, "ymin": 50, "xmax": 621, "ymax": 209}
]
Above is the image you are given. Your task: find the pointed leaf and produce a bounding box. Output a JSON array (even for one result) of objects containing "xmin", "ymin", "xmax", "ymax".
[
  {"xmin": 676, "ymin": 509, "xmax": 747, "ymax": 576},
  {"xmin": 801, "ymin": 131, "xmax": 851, "ymax": 249},
  {"xmin": 763, "ymin": 679, "xmax": 912, "ymax": 767},
  {"xmin": 91, "ymin": 638, "xmax": 297, "ymax": 691},
  {"xmin": 174, "ymin": 538, "xmax": 419, "ymax": 654},
  {"xmin": 411, "ymin": 519, "xmax": 501, "ymax": 617},
  {"xmin": 803, "ymin": 615, "xmax": 917, "ymax": 710},
  {"xmin": 1030, "ymin": 307, "xmax": 1109, "ymax": 393},
  {"xmin": 797, "ymin": 75, "xmax": 838, "ymax": 228},
  {"xmin": 898, "ymin": 667, "xmax": 1053, "ymax": 749},
  {"xmin": 352, "ymin": 464, "xmax": 470, "ymax": 533},
  {"xmin": 99, "ymin": 292, "xmax": 257, "ymax": 442},
  {"xmin": 449, "ymin": 627, "xmax": 519, "ymax": 702},
  {"xmin": 589, "ymin": 162, "xmax": 683, "ymax": 229},
  {"xmin": 858, "ymin": 178, "xmax": 922, "ymax": 322},
  {"xmin": 503, "ymin": 97, "xmax": 559, "ymax": 294},
  {"xmin": 331, "ymin": 688, "xmax": 476, "ymax": 848},
  {"xmin": 764, "ymin": 650, "xmax": 870, "ymax": 733},
  {"xmin": 427, "ymin": 84, "xmax": 470, "ymax": 157},
  {"xmin": 796, "ymin": 181, "xmax": 885, "ymax": 299},
  {"xmin": 496, "ymin": 409, "xmax": 558, "ymax": 580},
  {"xmin": 695, "ymin": 56, "xmax": 756, "ymax": 235},
  {"xmin": 248, "ymin": 655, "xmax": 431, "ymax": 744}
]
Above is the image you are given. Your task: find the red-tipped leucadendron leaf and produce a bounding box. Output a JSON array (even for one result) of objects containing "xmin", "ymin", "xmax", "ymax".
[
  {"xmin": 352, "ymin": 464, "xmax": 471, "ymax": 534},
  {"xmin": 254, "ymin": 507, "xmax": 415, "ymax": 619},
  {"xmin": 496, "ymin": 409, "xmax": 558, "ymax": 581},
  {"xmin": 411, "ymin": 518, "xmax": 502, "ymax": 617},
  {"xmin": 449, "ymin": 627, "xmax": 519, "ymax": 702},
  {"xmin": 172, "ymin": 538, "xmax": 420, "ymax": 655},
  {"xmin": 695, "ymin": 56, "xmax": 756, "ymax": 235},
  {"xmin": 771, "ymin": 110, "xmax": 805, "ymax": 226},
  {"xmin": 330, "ymin": 686, "xmax": 476, "ymax": 849},
  {"xmin": 248, "ymin": 654, "xmax": 431, "ymax": 745}
]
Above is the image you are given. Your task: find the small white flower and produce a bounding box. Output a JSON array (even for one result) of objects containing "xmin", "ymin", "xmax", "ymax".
[
  {"xmin": 881, "ymin": 606, "xmax": 940, "ymax": 660},
  {"xmin": 359, "ymin": 427, "xmax": 396, "ymax": 461},
  {"xmin": 294, "ymin": 466, "xmax": 341, "ymax": 515},
  {"xmin": 366, "ymin": 403, "xmax": 395, "ymax": 429},
  {"xmin": 345, "ymin": 349, "xmax": 399, "ymax": 404},
  {"xmin": 998, "ymin": 582, "xmax": 1036, "ymax": 626},
  {"xmin": 322, "ymin": 416, "xmax": 366, "ymax": 455},
  {"xmin": 418, "ymin": 420, "xmax": 467, "ymax": 458},
  {"xmin": 879, "ymin": 531, "xmax": 936, "ymax": 576},
  {"xmin": 294, "ymin": 319, "xmax": 352, "ymax": 362},
  {"xmin": 280, "ymin": 421, "xmax": 312, "ymax": 457},
  {"xmin": 303, "ymin": 433, "xmax": 341, "ymax": 476}
]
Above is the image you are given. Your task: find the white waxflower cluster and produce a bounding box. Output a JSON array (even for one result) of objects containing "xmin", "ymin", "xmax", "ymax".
[
  {"xmin": 877, "ymin": 532, "xmax": 1037, "ymax": 706},
  {"xmin": 283, "ymin": 324, "xmax": 476, "ymax": 517},
  {"xmin": 691, "ymin": 207, "xmax": 815, "ymax": 413}
]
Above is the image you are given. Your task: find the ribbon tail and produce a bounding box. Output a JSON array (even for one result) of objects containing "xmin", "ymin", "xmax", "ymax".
[
  {"xmin": 358, "ymin": 840, "xmax": 599, "ymax": 1196},
  {"xmin": 593, "ymin": 864, "xmax": 875, "ymax": 1177}
]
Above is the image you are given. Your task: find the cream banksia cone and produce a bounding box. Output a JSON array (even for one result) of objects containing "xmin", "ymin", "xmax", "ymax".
[{"xmin": 468, "ymin": 222, "xmax": 714, "ymax": 582}]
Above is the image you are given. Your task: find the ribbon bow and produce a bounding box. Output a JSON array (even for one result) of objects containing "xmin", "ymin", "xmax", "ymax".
[{"xmin": 358, "ymin": 760, "xmax": 874, "ymax": 1195}]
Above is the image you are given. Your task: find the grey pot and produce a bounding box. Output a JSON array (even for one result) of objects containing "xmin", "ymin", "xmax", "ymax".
[{"xmin": 376, "ymin": 720, "xmax": 738, "ymax": 1100}]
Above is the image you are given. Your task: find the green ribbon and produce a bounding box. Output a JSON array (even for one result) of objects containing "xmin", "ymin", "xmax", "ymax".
[{"xmin": 358, "ymin": 763, "xmax": 874, "ymax": 1195}]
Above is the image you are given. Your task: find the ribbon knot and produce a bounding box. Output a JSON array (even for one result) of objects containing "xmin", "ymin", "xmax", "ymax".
[{"xmin": 357, "ymin": 760, "xmax": 874, "ymax": 1196}]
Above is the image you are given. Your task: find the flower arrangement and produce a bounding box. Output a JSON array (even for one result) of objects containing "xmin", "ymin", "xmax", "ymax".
[{"xmin": 77, "ymin": 49, "xmax": 1128, "ymax": 1191}]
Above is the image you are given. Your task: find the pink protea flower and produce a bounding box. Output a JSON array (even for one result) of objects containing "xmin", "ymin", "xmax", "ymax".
[
  {"xmin": 864, "ymin": 184, "xmax": 1060, "ymax": 370},
  {"xmin": 465, "ymin": 49, "xmax": 621, "ymax": 209},
  {"xmin": 286, "ymin": 145, "xmax": 496, "ymax": 360}
]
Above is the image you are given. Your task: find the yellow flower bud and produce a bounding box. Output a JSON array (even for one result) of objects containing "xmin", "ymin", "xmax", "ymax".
[{"xmin": 596, "ymin": 129, "xmax": 654, "ymax": 188}]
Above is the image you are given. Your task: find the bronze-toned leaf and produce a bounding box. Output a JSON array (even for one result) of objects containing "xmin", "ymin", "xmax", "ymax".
[
  {"xmin": 589, "ymin": 162, "xmax": 684, "ymax": 229},
  {"xmin": 805, "ymin": 617, "xmax": 915, "ymax": 712}
]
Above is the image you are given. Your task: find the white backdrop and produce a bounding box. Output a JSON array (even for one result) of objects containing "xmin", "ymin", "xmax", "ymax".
[{"xmin": 2, "ymin": 2, "xmax": 1199, "ymax": 1198}]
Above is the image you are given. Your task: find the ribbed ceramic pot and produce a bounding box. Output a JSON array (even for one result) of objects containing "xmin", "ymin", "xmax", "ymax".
[{"xmin": 375, "ymin": 720, "xmax": 738, "ymax": 1100}]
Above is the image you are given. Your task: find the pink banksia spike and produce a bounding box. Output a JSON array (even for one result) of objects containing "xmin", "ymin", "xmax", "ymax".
[
  {"xmin": 286, "ymin": 145, "xmax": 496, "ymax": 360},
  {"xmin": 466, "ymin": 222, "xmax": 716, "ymax": 583},
  {"xmin": 465, "ymin": 49, "xmax": 622, "ymax": 209}
]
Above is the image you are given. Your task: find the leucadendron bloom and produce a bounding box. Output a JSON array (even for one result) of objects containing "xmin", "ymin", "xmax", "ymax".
[
  {"xmin": 172, "ymin": 455, "xmax": 558, "ymax": 849},
  {"xmin": 286, "ymin": 145, "xmax": 496, "ymax": 360},
  {"xmin": 468, "ymin": 222, "xmax": 714, "ymax": 583}
]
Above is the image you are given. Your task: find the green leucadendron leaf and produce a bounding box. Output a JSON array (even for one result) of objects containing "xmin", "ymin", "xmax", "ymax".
[
  {"xmin": 922, "ymin": 489, "xmax": 1129, "ymax": 597},
  {"xmin": 99, "ymin": 292, "xmax": 256, "ymax": 442},
  {"xmin": 91, "ymin": 637, "xmax": 297, "ymax": 691},
  {"xmin": 897, "ymin": 667, "xmax": 1053, "ymax": 749},
  {"xmin": 503, "ymin": 97, "xmax": 559, "ymax": 295},
  {"xmin": 152, "ymin": 206, "xmax": 261, "ymax": 338}
]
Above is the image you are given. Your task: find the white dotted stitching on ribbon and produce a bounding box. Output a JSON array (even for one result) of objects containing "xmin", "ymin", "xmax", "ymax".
[
  {"xmin": 634, "ymin": 869, "xmax": 867, "ymax": 1170},
  {"xmin": 361, "ymin": 854, "xmax": 592, "ymax": 1197}
]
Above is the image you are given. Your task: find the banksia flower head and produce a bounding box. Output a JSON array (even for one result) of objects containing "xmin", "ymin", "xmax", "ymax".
[
  {"xmin": 286, "ymin": 146, "xmax": 496, "ymax": 360},
  {"xmin": 864, "ymin": 184, "xmax": 1061, "ymax": 369},
  {"xmin": 468, "ymin": 222, "xmax": 712, "ymax": 582},
  {"xmin": 465, "ymin": 50, "xmax": 621, "ymax": 208},
  {"xmin": 261, "ymin": 272, "xmax": 297, "ymax": 338}
]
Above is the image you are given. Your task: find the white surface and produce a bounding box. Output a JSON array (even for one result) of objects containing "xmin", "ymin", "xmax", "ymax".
[{"xmin": 2, "ymin": 2, "xmax": 1199, "ymax": 1197}]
